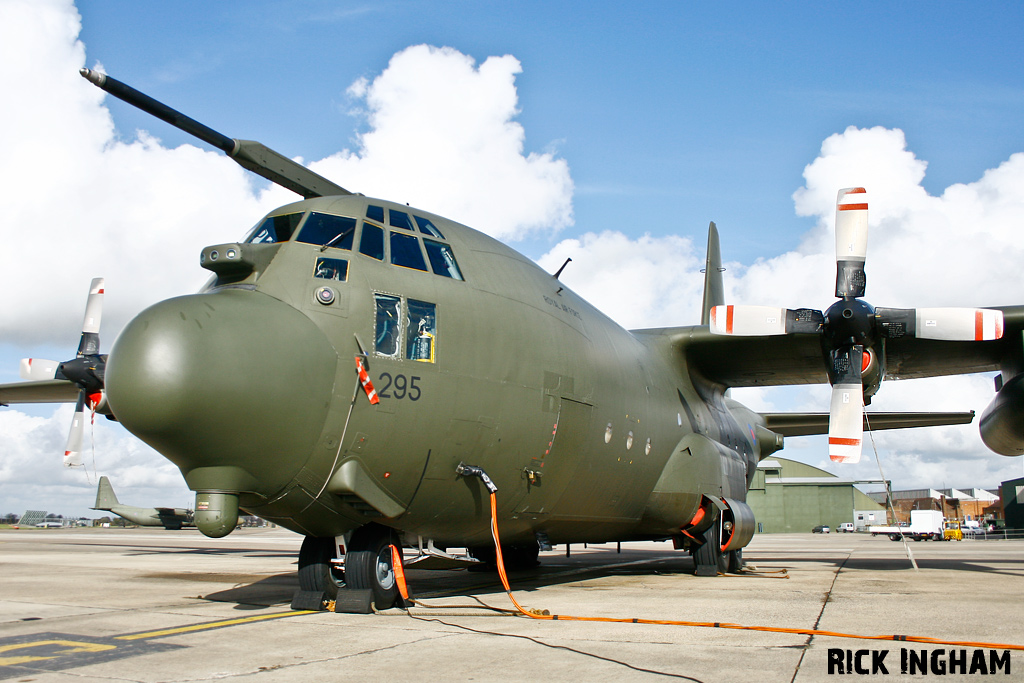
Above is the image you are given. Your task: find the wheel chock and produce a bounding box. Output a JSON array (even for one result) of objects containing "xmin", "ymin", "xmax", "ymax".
[
  {"xmin": 694, "ymin": 564, "xmax": 718, "ymax": 577},
  {"xmin": 332, "ymin": 588, "xmax": 374, "ymax": 614},
  {"xmin": 291, "ymin": 590, "xmax": 327, "ymax": 611}
]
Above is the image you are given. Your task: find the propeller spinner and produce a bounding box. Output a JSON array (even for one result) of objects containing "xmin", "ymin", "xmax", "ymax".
[
  {"xmin": 20, "ymin": 278, "xmax": 107, "ymax": 466},
  {"xmin": 710, "ymin": 188, "xmax": 1004, "ymax": 463}
]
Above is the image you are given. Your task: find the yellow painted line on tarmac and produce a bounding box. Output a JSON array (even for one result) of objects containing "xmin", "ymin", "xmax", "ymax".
[{"xmin": 114, "ymin": 610, "xmax": 316, "ymax": 641}]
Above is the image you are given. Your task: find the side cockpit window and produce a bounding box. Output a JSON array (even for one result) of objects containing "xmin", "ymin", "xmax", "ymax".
[
  {"xmin": 406, "ymin": 300, "xmax": 436, "ymax": 362},
  {"xmin": 374, "ymin": 294, "xmax": 438, "ymax": 363},
  {"xmin": 314, "ymin": 257, "xmax": 348, "ymax": 282},
  {"xmin": 246, "ymin": 212, "xmax": 303, "ymax": 244},
  {"xmin": 423, "ymin": 239, "xmax": 463, "ymax": 280},
  {"xmin": 374, "ymin": 294, "xmax": 402, "ymax": 358},
  {"xmin": 297, "ymin": 213, "xmax": 356, "ymax": 250}
]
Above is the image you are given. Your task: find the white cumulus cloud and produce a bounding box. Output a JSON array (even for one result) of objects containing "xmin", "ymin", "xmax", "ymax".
[{"xmin": 313, "ymin": 44, "xmax": 574, "ymax": 241}]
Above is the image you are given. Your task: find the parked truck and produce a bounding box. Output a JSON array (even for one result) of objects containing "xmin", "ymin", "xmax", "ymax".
[{"xmin": 868, "ymin": 510, "xmax": 948, "ymax": 541}]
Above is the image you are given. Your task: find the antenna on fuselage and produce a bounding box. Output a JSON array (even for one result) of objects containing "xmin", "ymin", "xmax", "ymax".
[{"xmin": 553, "ymin": 257, "xmax": 572, "ymax": 279}]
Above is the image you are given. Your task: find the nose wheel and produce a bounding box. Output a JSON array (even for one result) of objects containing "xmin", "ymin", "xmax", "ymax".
[
  {"xmin": 344, "ymin": 524, "xmax": 403, "ymax": 609},
  {"xmin": 297, "ymin": 536, "xmax": 346, "ymax": 599},
  {"xmin": 297, "ymin": 525, "xmax": 403, "ymax": 609}
]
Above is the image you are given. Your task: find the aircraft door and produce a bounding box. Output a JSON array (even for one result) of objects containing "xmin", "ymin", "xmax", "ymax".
[{"xmin": 520, "ymin": 398, "xmax": 592, "ymax": 513}]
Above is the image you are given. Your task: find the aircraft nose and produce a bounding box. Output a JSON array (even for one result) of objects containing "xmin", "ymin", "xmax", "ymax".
[{"xmin": 105, "ymin": 289, "xmax": 338, "ymax": 494}]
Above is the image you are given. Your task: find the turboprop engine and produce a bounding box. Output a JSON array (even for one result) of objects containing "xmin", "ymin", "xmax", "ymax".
[{"xmin": 980, "ymin": 373, "xmax": 1024, "ymax": 456}]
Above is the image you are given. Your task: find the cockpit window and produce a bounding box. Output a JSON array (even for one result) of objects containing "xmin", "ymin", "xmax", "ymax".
[
  {"xmin": 297, "ymin": 213, "xmax": 356, "ymax": 250},
  {"xmin": 246, "ymin": 213, "xmax": 304, "ymax": 244},
  {"xmin": 366, "ymin": 205, "xmax": 385, "ymax": 223},
  {"xmin": 414, "ymin": 215, "xmax": 445, "ymax": 239},
  {"xmin": 424, "ymin": 239, "xmax": 464, "ymax": 280},
  {"xmin": 359, "ymin": 222, "xmax": 385, "ymax": 260},
  {"xmin": 389, "ymin": 210, "xmax": 414, "ymax": 231},
  {"xmin": 389, "ymin": 232, "xmax": 428, "ymax": 271},
  {"xmin": 374, "ymin": 294, "xmax": 402, "ymax": 358},
  {"xmin": 406, "ymin": 300, "xmax": 437, "ymax": 362},
  {"xmin": 314, "ymin": 257, "xmax": 348, "ymax": 282}
]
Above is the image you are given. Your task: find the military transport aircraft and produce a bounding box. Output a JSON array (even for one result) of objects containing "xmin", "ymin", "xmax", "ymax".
[
  {"xmin": 92, "ymin": 476, "xmax": 194, "ymax": 530},
  {"xmin": 1, "ymin": 69, "xmax": 1022, "ymax": 610}
]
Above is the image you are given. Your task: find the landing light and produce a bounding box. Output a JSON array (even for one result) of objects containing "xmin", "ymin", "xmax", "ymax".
[{"xmin": 316, "ymin": 287, "xmax": 336, "ymax": 305}]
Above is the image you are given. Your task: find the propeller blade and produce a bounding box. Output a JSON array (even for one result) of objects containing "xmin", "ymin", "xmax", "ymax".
[
  {"xmin": 914, "ymin": 307, "xmax": 1004, "ymax": 341},
  {"xmin": 64, "ymin": 394, "xmax": 86, "ymax": 467},
  {"xmin": 709, "ymin": 305, "xmax": 824, "ymax": 336},
  {"xmin": 710, "ymin": 305, "xmax": 786, "ymax": 335},
  {"xmin": 19, "ymin": 358, "xmax": 60, "ymax": 381},
  {"xmin": 828, "ymin": 345, "xmax": 864, "ymax": 463},
  {"xmin": 77, "ymin": 277, "xmax": 104, "ymax": 357},
  {"xmin": 835, "ymin": 187, "xmax": 868, "ymax": 298},
  {"xmin": 876, "ymin": 307, "xmax": 1004, "ymax": 341},
  {"xmin": 829, "ymin": 382, "xmax": 864, "ymax": 464}
]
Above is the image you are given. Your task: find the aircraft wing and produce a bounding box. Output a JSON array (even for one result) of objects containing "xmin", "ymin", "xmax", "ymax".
[
  {"xmin": 762, "ymin": 411, "xmax": 975, "ymax": 436},
  {"xmin": 659, "ymin": 304, "xmax": 1024, "ymax": 388},
  {"xmin": 0, "ymin": 379, "xmax": 80, "ymax": 404}
]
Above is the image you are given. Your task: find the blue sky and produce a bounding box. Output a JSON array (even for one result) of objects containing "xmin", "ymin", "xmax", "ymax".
[
  {"xmin": 2, "ymin": 0, "xmax": 1024, "ymax": 517},
  {"xmin": 76, "ymin": 1, "xmax": 1024, "ymax": 261}
]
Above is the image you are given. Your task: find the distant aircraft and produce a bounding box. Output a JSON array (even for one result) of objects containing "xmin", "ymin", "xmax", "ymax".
[
  {"xmin": 1, "ymin": 69, "xmax": 1021, "ymax": 610},
  {"xmin": 92, "ymin": 476, "xmax": 194, "ymax": 530}
]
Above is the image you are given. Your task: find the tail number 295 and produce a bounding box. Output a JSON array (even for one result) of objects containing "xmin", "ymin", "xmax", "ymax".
[{"xmin": 378, "ymin": 373, "xmax": 421, "ymax": 401}]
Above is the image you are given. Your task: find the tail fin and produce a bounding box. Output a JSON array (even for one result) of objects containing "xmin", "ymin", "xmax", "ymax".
[
  {"xmin": 701, "ymin": 222, "xmax": 725, "ymax": 325},
  {"xmin": 94, "ymin": 476, "xmax": 119, "ymax": 510}
]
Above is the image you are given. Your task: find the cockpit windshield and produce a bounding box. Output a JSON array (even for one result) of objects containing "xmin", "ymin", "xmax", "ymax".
[
  {"xmin": 246, "ymin": 212, "xmax": 304, "ymax": 244},
  {"xmin": 297, "ymin": 213, "xmax": 356, "ymax": 250}
]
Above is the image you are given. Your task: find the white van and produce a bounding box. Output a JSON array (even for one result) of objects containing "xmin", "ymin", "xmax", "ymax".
[{"xmin": 838, "ymin": 523, "xmax": 856, "ymax": 533}]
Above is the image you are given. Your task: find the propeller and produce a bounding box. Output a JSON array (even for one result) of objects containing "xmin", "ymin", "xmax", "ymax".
[
  {"xmin": 710, "ymin": 188, "xmax": 1004, "ymax": 464},
  {"xmin": 20, "ymin": 278, "xmax": 107, "ymax": 467}
]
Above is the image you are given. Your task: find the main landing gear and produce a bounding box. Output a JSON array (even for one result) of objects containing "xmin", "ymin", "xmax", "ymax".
[
  {"xmin": 297, "ymin": 523, "xmax": 403, "ymax": 610},
  {"xmin": 692, "ymin": 523, "xmax": 743, "ymax": 576}
]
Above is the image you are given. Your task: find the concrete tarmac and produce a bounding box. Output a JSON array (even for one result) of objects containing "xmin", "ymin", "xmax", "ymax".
[{"xmin": 1, "ymin": 528, "xmax": 1022, "ymax": 682}]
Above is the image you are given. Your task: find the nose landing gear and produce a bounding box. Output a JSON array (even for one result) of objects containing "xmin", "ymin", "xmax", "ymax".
[{"xmin": 296, "ymin": 523, "xmax": 403, "ymax": 610}]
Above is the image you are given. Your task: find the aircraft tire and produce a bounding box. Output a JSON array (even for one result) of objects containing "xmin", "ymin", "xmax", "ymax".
[
  {"xmin": 726, "ymin": 549, "xmax": 743, "ymax": 574},
  {"xmin": 297, "ymin": 536, "xmax": 345, "ymax": 599},
  {"xmin": 345, "ymin": 524, "xmax": 401, "ymax": 610},
  {"xmin": 693, "ymin": 522, "xmax": 727, "ymax": 575}
]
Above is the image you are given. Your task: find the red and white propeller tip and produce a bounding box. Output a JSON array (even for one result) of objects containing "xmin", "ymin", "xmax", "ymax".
[
  {"xmin": 828, "ymin": 383, "xmax": 864, "ymax": 464},
  {"xmin": 64, "ymin": 396, "xmax": 86, "ymax": 468},
  {"xmin": 835, "ymin": 187, "xmax": 868, "ymax": 263},
  {"xmin": 82, "ymin": 277, "xmax": 104, "ymax": 336},
  {"xmin": 915, "ymin": 308, "xmax": 1003, "ymax": 342},
  {"xmin": 709, "ymin": 305, "xmax": 787, "ymax": 336}
]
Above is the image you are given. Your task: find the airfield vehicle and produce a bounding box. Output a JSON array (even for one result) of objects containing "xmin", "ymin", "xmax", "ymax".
[
  {"xmin": 869, "ymin": 510, "xmax": 947, "ymax": 541},
  {"xmin": 2, "ymin": 70, "xmax": 1023, "ymax": 610}
]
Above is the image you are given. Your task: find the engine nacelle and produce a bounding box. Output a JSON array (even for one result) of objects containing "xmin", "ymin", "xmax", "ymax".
[
  {"xmin": 980, "ymin": 373, "xmax": 1024, "ymax": 456},
  {"xmin": 720, "ymin": 497, "xmax": 756, "ymax": 552}
]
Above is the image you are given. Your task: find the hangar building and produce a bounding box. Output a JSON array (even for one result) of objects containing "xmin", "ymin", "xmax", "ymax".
[{"xmin": 746, "ymin": 457, "xmax": 885, "ymax": 533}]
